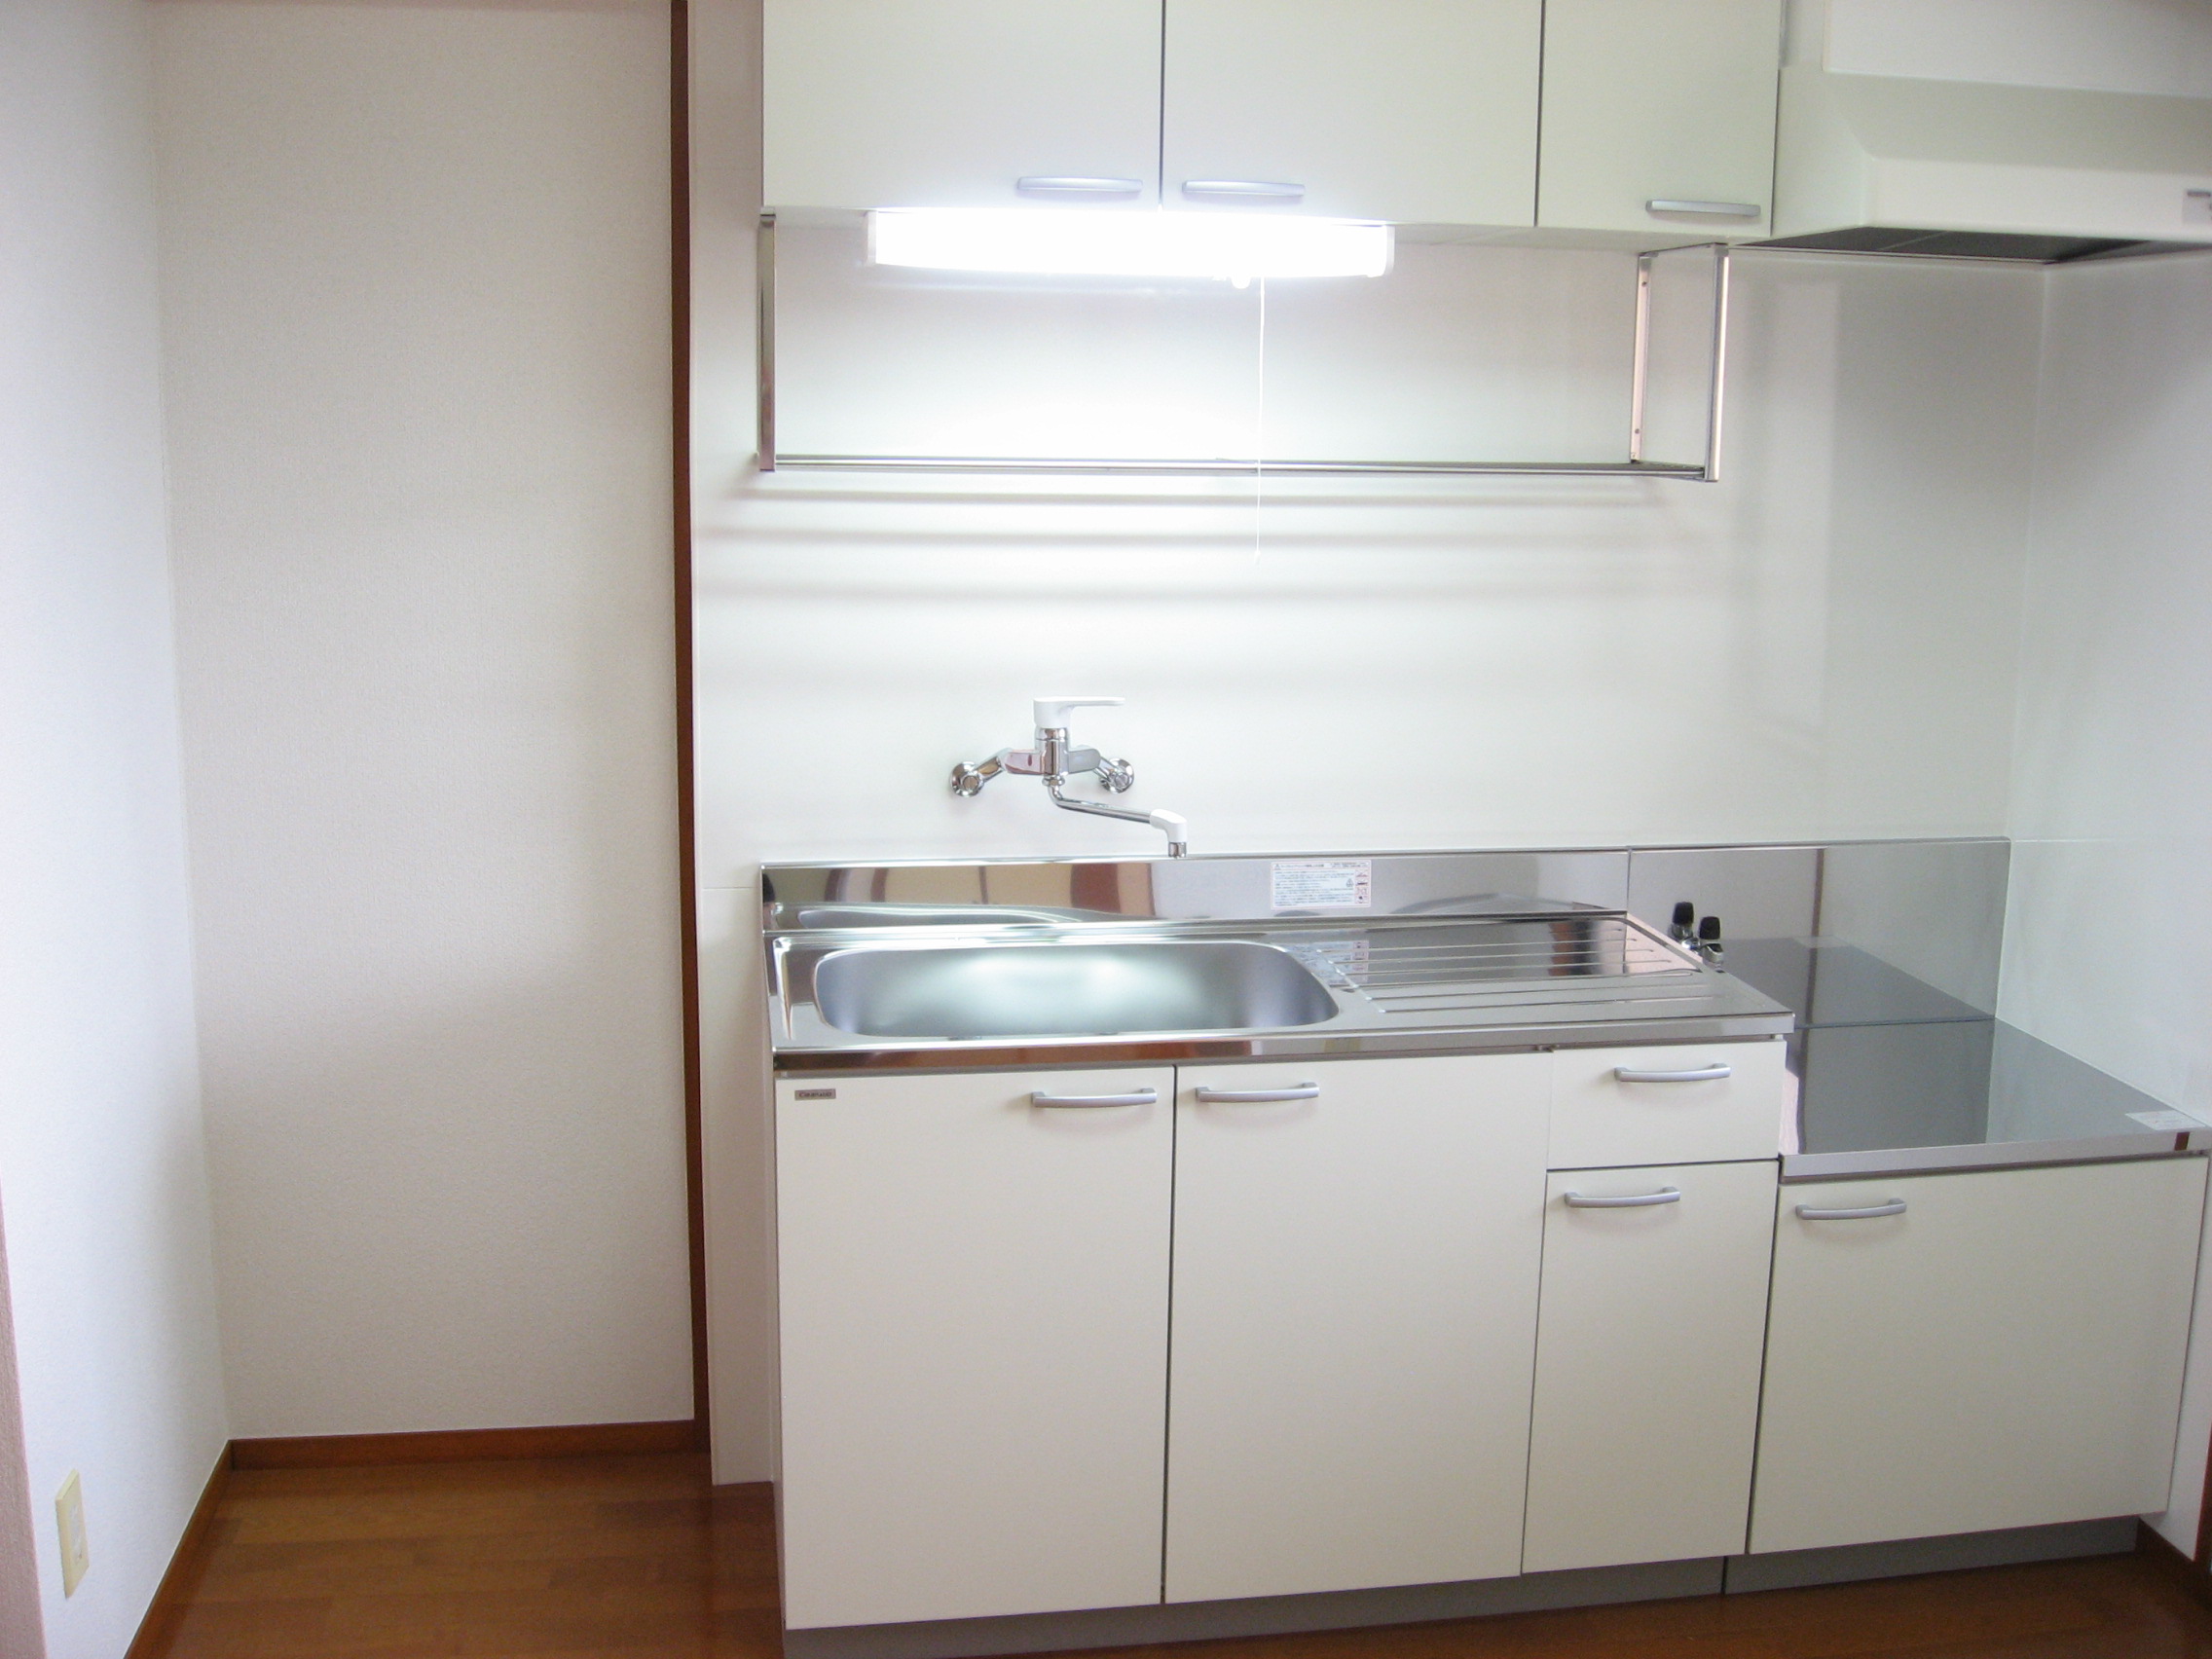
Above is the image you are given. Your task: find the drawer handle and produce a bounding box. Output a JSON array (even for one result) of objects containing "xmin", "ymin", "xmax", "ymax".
[
  {"xmin": 1563, "ymin": 1186, "xmax": 1681, "ymax": 1209},
  {"xmin": 1193, "ymin": 1084, "xmax": 1320, "ymax": 1104},
  {"xmin": 1182, "ymin": 179, "xmax": 1306, "ymax": 203},
  {"xmin": 1016, "ymin": 175, "xmax": 1144, "ymax": 197},
  {"xmin": 1613, "ymin": 1063, "xmax": 1733, "ymax": 1084},
  {"xmin": 1646, "ymin": 199, "xmax": 1762, "ymax": 218},
  {"xmin": 1795, "ymin": 1199, "xmax": 1907, "ymax": 1221},
  {"xmin": 1030, "ymin": 1088, "xmax": 1159, "ymax": 1108}
]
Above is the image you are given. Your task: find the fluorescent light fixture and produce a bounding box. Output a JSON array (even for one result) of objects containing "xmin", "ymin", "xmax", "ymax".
[{"xmin": 868, "ymin": 208, "xmax": 1393, "ymax": 283}]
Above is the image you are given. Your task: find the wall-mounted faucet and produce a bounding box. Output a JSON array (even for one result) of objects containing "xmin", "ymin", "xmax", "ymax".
[{"xmin": 951, "ymin": 697, "xmax": 1190, "ymax": 857}]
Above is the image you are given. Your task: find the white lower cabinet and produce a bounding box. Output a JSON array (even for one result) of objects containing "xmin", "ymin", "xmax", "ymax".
[
  {"xmin": 774, "ymin": 1044, "xmax": 2208, "ymax": 1633},
  {"xmin": 774, "ymin": 1069, "xmax": 1173, "ymax": 1630},
  {"xmin": 1163, "ymin": 1054, "xmax": 1551, "ymax": 1603},
  {"xmin": 1522, "ymin": 1160, "xmax": 1777, "ymax": 1573},
  {"xmin": 1751, "ymin": 1158, "xmax": 2209, "ymax": 1556}
]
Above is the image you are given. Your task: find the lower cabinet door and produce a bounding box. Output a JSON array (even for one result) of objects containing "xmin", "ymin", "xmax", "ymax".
[
  {"xmin": 775, "ymin": 1069, "xmax": 1174, "ymax": 1629},
  {"xmin": 1751, "ymin": 1158, "xmax": 2208, "ymax": 1555},
  {"xmin": 1164, "ymin": 1054, "xmax": 1551, "ymax": 1603},
  {"xmin": 1522, "ymin": 1160, "xmax": 1777, "ymax": 1573}
]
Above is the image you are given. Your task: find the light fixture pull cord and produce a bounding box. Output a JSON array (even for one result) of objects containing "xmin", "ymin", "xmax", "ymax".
[{"xmin": 1253, "ymin": 275, "xmax": 1267, "ymax": 566}]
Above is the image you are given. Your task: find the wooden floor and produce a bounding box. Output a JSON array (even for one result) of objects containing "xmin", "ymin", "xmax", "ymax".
[{"xmin": 155, "ymin": 1453, "xmax": 2212, "ymax": 1658}]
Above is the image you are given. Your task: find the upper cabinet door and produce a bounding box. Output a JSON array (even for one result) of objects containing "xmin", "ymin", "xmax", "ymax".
[
  {"xmin": 763, "ymin": 0, "xmax": 1164, "ymax": 209},
  {"xmin": 1161, "ymin": 1, "xmax": 1542, "ymax": 225},
  {"xmin": 1537, "ymin": 0, "xmax": 1784, "ymax": 236}
]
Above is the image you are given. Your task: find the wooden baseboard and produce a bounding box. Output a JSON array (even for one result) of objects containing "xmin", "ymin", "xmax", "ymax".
[
  {"xmin": 124, "ymin": 1443, "xmax": 232, "ymax": 1659},
  {"xmin": 2135, "ymin": 1519, "xmax": 2212, "ymax": 1609},
  {"xmin": 231, "ymin": 1418, "xmax": 704, "ymax": 1469}
]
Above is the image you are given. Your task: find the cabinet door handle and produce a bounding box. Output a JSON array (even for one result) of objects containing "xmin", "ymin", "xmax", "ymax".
[
  {"xmin": 1017, "ymin": 176, "xmax": 1144, "ymax": 197},
  {"xmin": 1030, "ymin": 1088, "xmax": 1159, "ymax": 1108},
  {"xmin": 1193, "ymin": 1083, "xmax": 1321, "ymax": 1103},
  {"xmin": 1181, "ymin": 179, "xmax": 1306, "ymax": 203},
  {"xmin": 1795, "ymin": 1198, "xmax": 1907, "ymax": 1221},
  {"xmin": 1563, "ymin": 1186, "xmax": 1681, "ymax": 1208},
  {"xmin": 1613, "ymin": 1063, "xmax": 1733, "ymax": 1084},
  {"xmin": 1646, "ymin": 199, "xmax": 1762, "ymax": 218}
]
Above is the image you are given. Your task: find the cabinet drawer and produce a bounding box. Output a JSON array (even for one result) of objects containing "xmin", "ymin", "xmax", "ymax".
[{"xmin": 1549, "ymin": 1039, "xmax": 1786, "ymax": 1167}]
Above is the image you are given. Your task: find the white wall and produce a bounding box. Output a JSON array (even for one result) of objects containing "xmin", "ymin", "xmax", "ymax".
[
  {"xmin": 2001, "ymin": 250, "xmax": 2212, "ymax": 1554},
  {"xmin": 0, "ymin": 0, "xmax": 233, "ymax": 1648},
  {"xmin": 690, "ymin": 0, "xmax": 2046, "ymax": 1480},
  {"xmin": 153, "ymin": 0, "xmax": 693, "ymax": 1437}
]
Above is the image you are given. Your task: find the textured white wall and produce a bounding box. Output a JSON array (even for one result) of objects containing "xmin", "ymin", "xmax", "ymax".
[
  {"xmin": 2001, "ymin": 252, "xmax": 2212, "ymax": 1553},
  {"xmin": 154, "ymin": 0, "xmax": 692, "ymax": 1437},
  {"xmin": 690, "ymin": 0, "xmax": 2047, "ymax": 1481},
  {"xmin": 0, "ymin": 0, "xmax": 232, "ymax": 1648}
]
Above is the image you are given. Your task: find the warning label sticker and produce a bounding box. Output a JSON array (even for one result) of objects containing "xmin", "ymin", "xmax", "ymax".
[
  {"xmin": 1270, "ymin": 859, "xmax": 1373, "ymax": 911},
  {"xmin": 2128, "ymin": 1109, "xmax": 2206, "ymax": 1131}
]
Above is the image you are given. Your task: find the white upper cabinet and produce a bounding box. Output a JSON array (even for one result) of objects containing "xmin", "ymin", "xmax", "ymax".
[
  {"xmin": 1162, "ymin": 1, "xmax": 1542, "ymax": 224},
  {"xmin": 1537, "ymin": 0, "xmax": 1784, "ymax": 236},
  {"xmin": 763, "ymin": 0, "xmax": 1164, "ymax": 209},
  {"xmin": 765, "ymin": 1, "xmax": 1785, "ymax": 231}
]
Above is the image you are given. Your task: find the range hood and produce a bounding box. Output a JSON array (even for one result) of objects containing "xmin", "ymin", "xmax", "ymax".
[{"xmin": 1762, "ymin": 64, "xmax": 2212, "ymax": 262}]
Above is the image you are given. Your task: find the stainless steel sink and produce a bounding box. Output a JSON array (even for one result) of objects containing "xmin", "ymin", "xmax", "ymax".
[{"xmin": 811, "ymin": 940, "xmax": 1339, "ymax": 1040}]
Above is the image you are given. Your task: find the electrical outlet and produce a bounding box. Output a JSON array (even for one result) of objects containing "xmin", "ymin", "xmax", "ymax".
[{"xmin": 55, "ymin": 1471, "xmax": 89, "ymax": 1597}]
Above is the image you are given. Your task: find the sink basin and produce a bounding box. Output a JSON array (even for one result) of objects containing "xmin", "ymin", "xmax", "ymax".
[{"xmin": 811, "ymin": 940, "xmax": 1339, "ymax": 1040}]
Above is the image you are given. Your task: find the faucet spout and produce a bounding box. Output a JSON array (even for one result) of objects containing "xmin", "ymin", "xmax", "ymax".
[
  {"xmin": 1044, "ymin": 777, "xmax": 1189, "ymax": 857},
  {"xmin": 953, "ymin": 696, "xmax": 1189, "ymax": 855}
]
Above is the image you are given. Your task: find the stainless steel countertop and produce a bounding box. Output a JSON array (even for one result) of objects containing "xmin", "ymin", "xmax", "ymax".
[
  {"xmin": 769, "ymin": 914, "xmax": 1795, "ymax": 1073},
  {"xmin": 1739, "ymin": 940, "xmax": 2212, "ymax": 1180},
  {"xmin": 759, "ymin": 855, "xmax": 2209, "ymax": 1180},
  {"xmin": 763, "ymin": 853, "xmax": 1792, "ymax": 1072}
]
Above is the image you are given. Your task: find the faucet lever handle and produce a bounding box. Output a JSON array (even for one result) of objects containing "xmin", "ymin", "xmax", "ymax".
[{"xmin": 1032, "ymin": 695, "xmax": 1124, "ymax": 732}]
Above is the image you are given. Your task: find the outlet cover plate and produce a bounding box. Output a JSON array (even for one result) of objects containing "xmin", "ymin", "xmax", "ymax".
[{"xmin": 55, "ymin": 1470, "xmax": 88, "ymax": 1597}]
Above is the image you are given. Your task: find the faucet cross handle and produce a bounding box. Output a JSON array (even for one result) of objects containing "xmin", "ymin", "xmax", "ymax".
[{"xmin": 1032, "ymin": 695, "xmax": 1124, "ymax": 733}]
